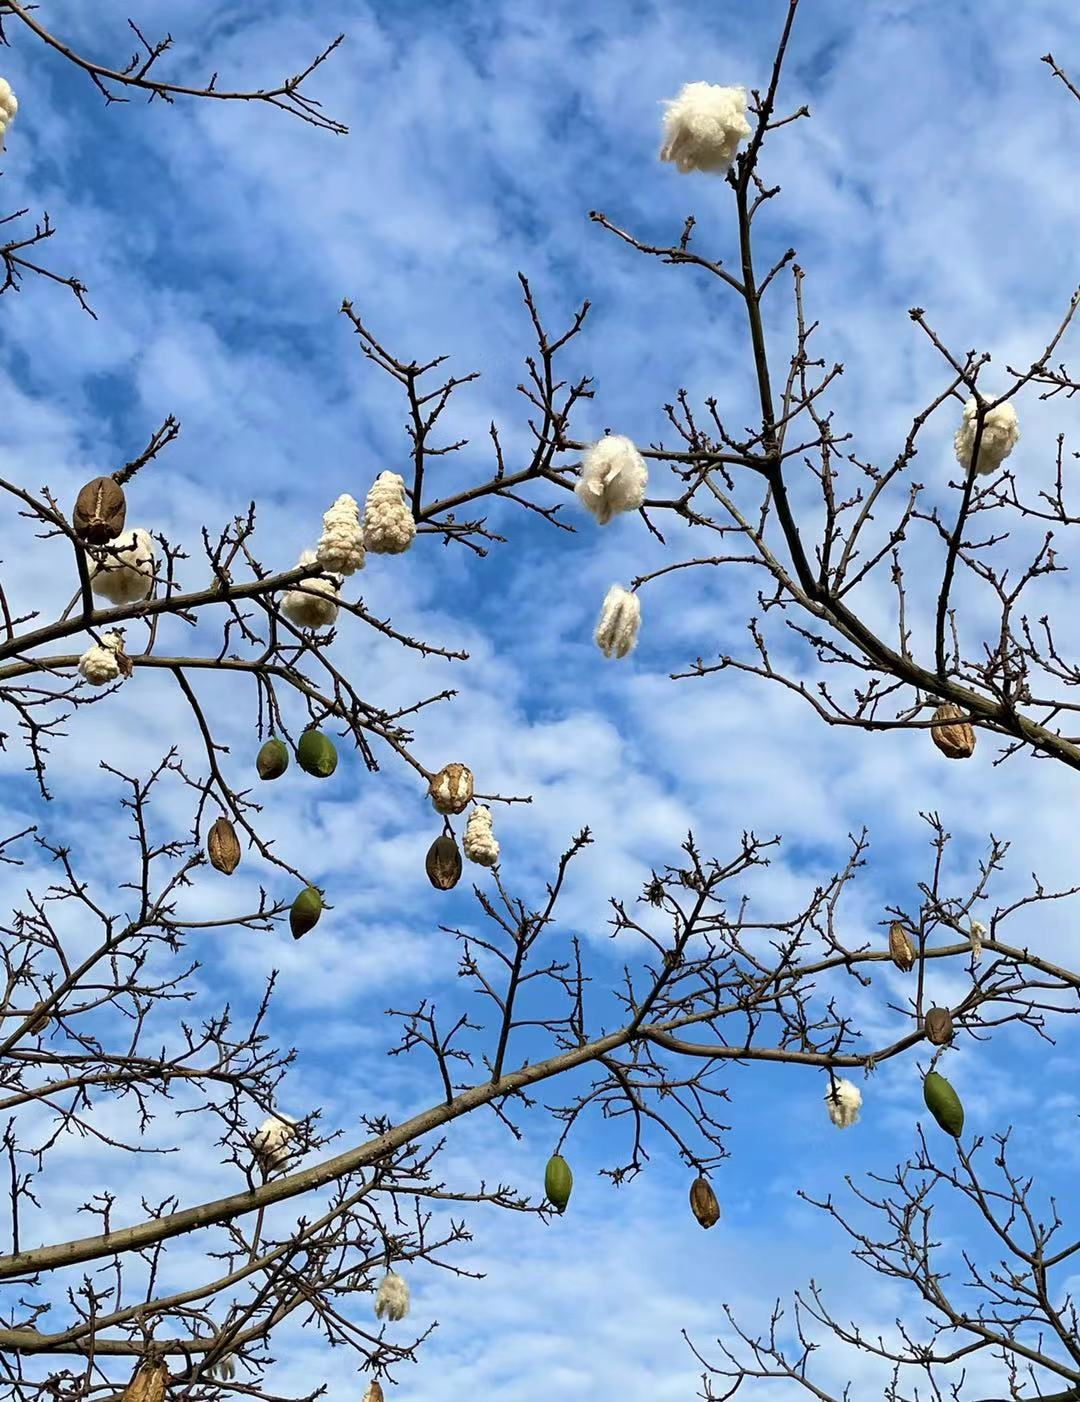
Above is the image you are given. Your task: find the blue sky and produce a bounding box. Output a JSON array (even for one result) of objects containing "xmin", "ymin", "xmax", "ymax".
[{"xmin": 5, "ymin": 0, "xmax": 1080, "ymax": 1397}]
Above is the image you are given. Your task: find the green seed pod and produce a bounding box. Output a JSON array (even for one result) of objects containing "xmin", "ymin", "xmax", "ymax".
[
  {"xmin": 290, "ymin": 885, "xmax": 323, "ymax": 940},
  {"xmin": 923, "ymin": 1070, "xmax": 964, "ymax": 1138},
  {"xmin": 544, "ymin": 1153, "xmax": 573, "ymax": 1213},
  {"xmin": 256, "ymin": 738, "xmax": 289, "ymax": 781},
  {"xmin": 297, "ymin": 729, "xmax": 338, "ymax": 779}
]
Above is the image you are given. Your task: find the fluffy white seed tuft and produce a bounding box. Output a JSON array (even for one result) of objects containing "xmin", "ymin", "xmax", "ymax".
[
  {"xmin": 824, "ymin": 1077, "xmax": 862, "ymax": 1129},
  {"xmin": 463, "ymin": 806, "xmax": 500, "ymax": 866},
  {"xmin": 954, "ymin": 397, "xmax": 1019, "ymax": 477},
  {"xmin": 0, "ymin": 78, "xmax": 17, "ymax": 151},
  {"xmin": 374, "ymin": 1270, "xmax": 410, "ymax": 1322},
  {"xmin": 576, "ymin": 435, "xmax": 648, "ymax": 525},
  {"xmin": 659, "ymin": 82, "xmax": 751, "ymax": 175},
  {"xmin": 78, "ymin": 631, "xmax": 126, "ymax": 686},
  {"xmin": 88, "ymin": 529, "xmax": 156, "ymax": 605},
  {"xmin": 594, "ymin": 584, "xmax": 641, "ymax": 659},
  {"xmin": 364, "ymin": 472, "xmax": 416, "ymax": 554},
  {"xmin": 281, "ymin": 551, "xmax": 340, "ymax": 630},
  {"xmin": 251, "ymin": 1112, "xmax": 298, "ymax": 1176},
  {"xmin": 316, "ymin": 493, "xmax": 365, "ymax": 576}
]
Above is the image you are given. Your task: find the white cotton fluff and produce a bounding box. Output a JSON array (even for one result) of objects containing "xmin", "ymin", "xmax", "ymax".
[
  {"xmin": 576, "ymin": 435, "xmax": 648, "ymax": 525},
  {"xmin": 659, "ymin": 82, "xmax": 751, "ymax": 175},
  {"xmin": 954, "ymin": 397, "xmax": 1020, "ymax": 477},
  {"xmin": 968, "ymin": 919, "xmax": 986, "ymax": 965},
  {"xmin": 463, "ymin": 806, "xmax": 500, "ymax": 867},
  {"xmin": 316, "ymin": 493, "xmax": 365, "ymax": 576},
  {"xmin": 0, "ymin": 79, "xmax": 16, "ymax": 151},
  {"xmin": 88, "ymin": 529, "xmax": 156, "ymax": 604},
  {"xmin": 594, "ymin": 584, "xmax": 641, "ymax": 659},
  {"xmin": 251, "ymin": 1112, "xmax": 298, "ymax": 1175},
  {"xmin": 281, "ymin": 551, "xmax": 340, "ymax": 630},
  {"xmin": 363, "ymin": 472, "xmax": 416, "ymax": 554},
  {"xmin": 78, "ymin": 631, "xmax": 125, "ymax": 686},
  {"xmin": 374, "ymin": 1270, "xmax": 410, "ymax": 1322},
  {"xmin": 824, "ymin": 1077, "xmax": 862, "ymax": 1129}
]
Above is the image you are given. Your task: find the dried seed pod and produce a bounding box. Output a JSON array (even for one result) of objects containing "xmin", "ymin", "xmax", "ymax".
[
  {"xmin": 924, "ymin": 1007, "xmax": 955, "ymax": 1046},
  {"xmin": 544, "ymin": 1153, "xmax": 573, "ymax": 1213},
  {"xmin": 297, "ymin": 729, "xmax": 338, "ymax": 778},
  {"xmin": 290, "ymin": 886, "xmax": 323, "ymax": 939},
  {"xmin": 923, "ymin": 1070, "xmax": 964, "ymax": 1137},
  {"xmin": 689, "ymin": 1175, "xmax": 720, "ymax": 1230},
  {"xmin": 888, "ymin": 921, "xmax": 917, "ymax": 972},
  {"xmin": 120, "ymin": 1360, "xmax": 169, "ymax": 1402},
  {"xmin": 207, "ymin": 817, "xmax": 242, "ymax": 875},
  {"xmin": 930, "ymin": 703, "xmax": 976, "ymax": 759},
  {"xmin": 73, "ymin": 475, "xmax": 126, "ymax": 543},
  {"xmin": 429, "ymin": 762, "xmax": 474, "ymax": 815},
  {"xmin": 426, "ymin": 834, "xmax": 462, "ymax": 890},
  {"xmin": 26, "ymin": 1002, "xmax": 49, "ymax": 1035},
  {"xmin": 256, "ymin": 737, "xmax": 289, "ymax": 781}
]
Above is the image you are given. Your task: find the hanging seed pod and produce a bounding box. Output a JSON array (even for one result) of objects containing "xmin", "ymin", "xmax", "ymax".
[
  {"xmin": 290, "ymin": 886, "xmax": 323, "ymax": 939},
  {"xmin": 929, "ymin": 703, "xmax": 976, "ymax": 759},
  {"xmin": 73, "ymin": 475, "xmax": 126, "ymax": 544},
  {"xmin": 888, "ymin": 921, "xmax": 917, "ymax": 972},
  {"xmin": 689, "ymin": 1175, "xmax": 720, "ymax": 1230},
  {"xmin": 924, "ymin": 1007, "xmax": 955, "ymax": 1046},
  {"xmin": 923, "ymin": 1070, "xmax": 964, "ymax": 1138},
  {"xmin": 120, "ymin": 1359, "xmax": 169, "ymax": 1402},
  {"xmin": 429, "ymin": 762, "xmax": 474, "ymax": 815},
  {"xmin": 256, "ymin": 737, "xmax": 289, "ymax": 781},
  {"xmin": 207, "ymin": 817, "xmax": 242, "ymax": 875},
  {"xmin": 297, "ymin": 728, "xmax": 338, "ymax": 778},
  {"xmin": 426, "ymin": 833, "xmax": 462, "ymax": 890},
  {"xmin": 544, "ymin": 1153, "xmax": 573, "ymax": 1213},
  {"xmin": 26, "ymin": 1001, "xmax": 50, "ymax": 1035}
]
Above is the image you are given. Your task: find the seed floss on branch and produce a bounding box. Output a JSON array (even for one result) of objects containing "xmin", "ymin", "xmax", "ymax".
[
  {"xmin": 575, "ymin": 435, "xmax": 647, "ymax": 524},
  {"xmin": 659, "ymin": 81, "xmax": 751, "ymax": 174}
]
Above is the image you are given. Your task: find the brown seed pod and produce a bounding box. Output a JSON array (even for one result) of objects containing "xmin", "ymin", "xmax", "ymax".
[
  {"xmin": 207, "ymin": 817, "xmax": 242, "ymax": 875},
  {"xmin": 428, "ymin": 762, "xmax": 474, "ymax": 815},
  {"xmin": 929, "ymin": 703, "xmax": 976, "ymax": 760},
  {"xmin": 888, "ymin": 921, "xmax": 917, "ymax": 972},
  {"xmin": 120, "ymin": 1360, "xmax": 169, "ymax": 1402},
  {"xmin": 924, "ymin": 1007, "xmax": 955, "ymax": 1046},
  {"xmin": 73, "ymin": 475, "xmax": 126, "ymax": 544},
  {"xmin": 689, "ymin": 1175, "xmax": 721, "ymax": 1229},
  {"xmin": 26, "ymin": 1002, "xmax": 50, "ymax": 1035},
  {"xmin": 426, "ymin": 833, "xmax": 462, "ymax": 890}
]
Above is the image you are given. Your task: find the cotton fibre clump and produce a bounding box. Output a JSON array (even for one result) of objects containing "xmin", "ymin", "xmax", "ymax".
[
  {"xmin": 374, "ymin": 1270, "xmax": 410, "ymax": 1322},
  {"xmin": 251, "ymin": 1112, "xmax": 297, "ymax": 1176},
  {"xmin": 954, "ymin": 397, "xmax": 1020, "ymax": 477},
  {"xmin": 281, "ymin": 551, "xmax": 340, "ymax": 629},
  {"xmin": 576, "ymin": 435, "xmax": 648, "ymax": 525},
  {"xmin": 316, "ymin": 493, "xmax": 365, "ymax": 575},
  {"xmin": 0, "ymin": 79, "xmax": 16, "ymax": 151},
  {"xmin": 463, "ymin": 806, "xmax": 499, "ymax": 867},
  {"xmin": 968, "ymin": 919, "xmax": 986, "ymax": 964},
  {"xmin": 594, "ymin": 584, "xmax": 641, "ymax": 659},
  {"xmin": 78, "ymin": 631, "xmax": 126, "ymax": 686},
  {"xmin": 659, "ymin": 81, "xmax": 751, "ymax": 175},
  {"xmin": 824, "ymin": 1077, "xmax": 862, "ymax": 1129},
  {"xmin": 363, "ymin": 472, "xmax": 416, "ymax": 554},
  {"xmin": 88, "ymin": 529, "xmax": 156, "ymax": 604}
]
